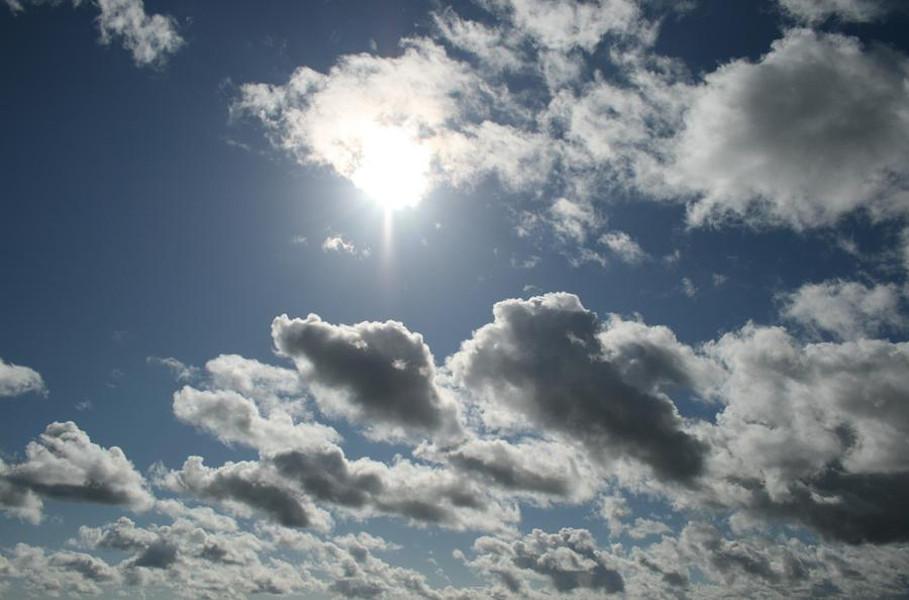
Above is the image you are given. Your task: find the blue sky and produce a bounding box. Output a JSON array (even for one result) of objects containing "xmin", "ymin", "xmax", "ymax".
[{"xmin": 2, "ymin": 0, "xmax": 909, "ymax": 598}]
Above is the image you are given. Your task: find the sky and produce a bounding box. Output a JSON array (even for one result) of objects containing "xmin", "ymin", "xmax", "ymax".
[{"xmin": 1, "ymin": 0, "xmax": 909, "ymax": 598}]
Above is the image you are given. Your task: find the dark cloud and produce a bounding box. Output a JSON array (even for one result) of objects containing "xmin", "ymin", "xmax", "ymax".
[
  {"xmin": 450, "ymin": 293, "xmax": 706, "ymax": 482},
  {"xmin": 158, "ymin": 457, "xmax": 314, "ymax": 529},
  {"xmin": 273, "ymin": 314, "xmax": 460, "ymax": 439},
  {"xmin": 272, "ymin": 448, "xmax": 384, "ymax": 508},
  {"xmin": 443, "ymin": 439, "xmax": 577, "ymax": 497}
]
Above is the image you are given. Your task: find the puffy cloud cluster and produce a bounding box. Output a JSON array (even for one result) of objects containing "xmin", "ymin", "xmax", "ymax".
[
  {"xmin": 0, "ymin": 421, "xmax": 153, "ymax": 523},
  {"xmin": 0, "ymin": 358, "xmax": 45, "ymax": 398},
  {"xmin": 9, "ymin": 0, "xmax": 183, "ymax": 67},
  {"xmin": 172, "ymin": 353, "xmax": 338, "ymax": 454}
]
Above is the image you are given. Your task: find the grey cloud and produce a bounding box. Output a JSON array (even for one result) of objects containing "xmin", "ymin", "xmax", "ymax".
[
  {"xmin": 273, "ymin": 313, "xmax": 460, "ymax": 440},
  {"xmin": 270, "ymin": 446, "xmax": 515, "ymax": 532},
  {"xmin": 449, "ymin": 293, "xmax": 707, "ymax": 482},
  {"xmin": 440, "ymin": 438, "xmax": 590, "ymax": 499},
  {"xmin": 467, "ymin": 528, "xmax": 624, "ymax": 595},
  {"xmin": 157, "ymin": 456, "xmax": 318, "ymax": 529},
  {"xmin": 0, "ymin": 357, "xmax": 46, "ymax": 397},
  {"xmin": 272, "ymin": 447, "xmax": 384, "ymax": 508},
  {"xmin": 75, "ymin": 515, "xmax": 309, "ymax": 599}
]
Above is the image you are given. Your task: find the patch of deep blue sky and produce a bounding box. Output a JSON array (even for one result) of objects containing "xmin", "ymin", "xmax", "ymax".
[{"xmin": 2, "ymin": 0, "xmax": 909, "ymax": 581}]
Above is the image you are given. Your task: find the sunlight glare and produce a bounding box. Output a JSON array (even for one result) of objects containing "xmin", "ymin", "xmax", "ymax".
[{"xmin": 350, "ymin": 126, "xmax": 431, "ymax": 211}]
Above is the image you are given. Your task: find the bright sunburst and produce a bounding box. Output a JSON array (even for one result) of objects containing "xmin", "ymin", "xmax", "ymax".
[{"xmin": 350, "ymin": 126, "xmax": 431, "ymax": 211}]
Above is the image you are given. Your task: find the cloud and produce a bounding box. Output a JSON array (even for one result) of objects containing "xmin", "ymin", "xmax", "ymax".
[
  {"xmin": 173, "ymin": 386, "xmax": 339, "ymax": 455},
  {"xmin": 702, "ymin": 324, "xmax": 909, "ymax": 543},
  {"xmin": 321, "ymin": 235, "xmax": 369, "ymax": 258},
  {"xmin": 147, "ymin": 355, "xmax": 199, "ymax": 382},
  {"xmin": 667, "ymin": 29, "xmax": 909, "ymax": 229},
  {"xmin": 272, "ymin": 313, "xmax": 461, "ymax": 441},
  {"xmin": 780, "ymin": 279, "xmax": 906, "ymax": 340},
  {"xmin": 12, "ymin": 0, "xmax": 183, "ymax": 67},
  {"xmin": 777, "ymin": 0, "xmax": 896, "ymax": 23},
  {"xmin": 95, "ymin": 0, "xmax": 184, "ymax": 66},
  {"xmin": 160, "ymin": 448, "xmax": 517, "ymax": 534},
  {"xmin": 432, "ymin": 438, "xmax": 596, "ymax": 500},
  {"xmin": 599, "ymin": 231, "xmax": 648, "ymax": 264},
  {"xmin": 465, "ymin": 528, "xmax": 624, "ymax": 594},
  {"xmin": 0, "ymin": 422, "xmax": 153, "ymax": 522},
  {"xmin": 73, "ymin": 515, "xmax": 309, "ymax": 599},
  {"xmin": 449, "ymin": 293, "xmax": 707, "ymax": 482},
  {"xmin": 156, "ymin": 456, "xmax": 326, "ymax": 531},
  {"xmin": 0, "ymin": 358, "xmax": 45, "ymax": 397}
]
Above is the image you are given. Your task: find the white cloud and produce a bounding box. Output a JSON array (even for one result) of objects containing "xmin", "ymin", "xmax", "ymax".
[
  {"xmin": 321, "ymin": 234, "xmax": 368, "ymax": 257},
  {"xmin": 777, "ymin": 0, "xmax": 895, "ymax": 23},
  {"xmin": 0, "ymin": 358, "xmax": 45, "ymax": 397},
  {"xmin": 667, "ymin": 29, "xmax": 909, "ymax": 229},
  {"xmin": 147, "ymin": 355, "xmax": 199, "ymax": 382},
  {"xmin": 599, "ymin": 231, "xmax": 647, "ymax": 264},
  {"xmin": 12, "ymin": 0, "xmax": 183, "ymax": 67},
  {"xmin": 780, "ymin": 279, "xmax": 905, "ymax": 340},
  {"xmin": 95, "ymin": 0, "xmax": 184, "ymax": 67},
  {"xmin": 0, "ymin": 422, "xmax": 153, "ymax": 522},
  {"xmin": 681, "ymin": 277, "xmax": 696, "ymax": 298}
]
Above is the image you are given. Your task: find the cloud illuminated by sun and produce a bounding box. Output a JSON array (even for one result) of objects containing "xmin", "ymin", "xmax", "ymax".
[{"xmin": 349, "ymin": 126, "xmax": 432, "ymax": 211}]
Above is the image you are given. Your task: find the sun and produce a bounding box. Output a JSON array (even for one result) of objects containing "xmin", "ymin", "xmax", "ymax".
[{"xmin": 350, "ymin": 126, "xmax": 431, "ymax": 211}]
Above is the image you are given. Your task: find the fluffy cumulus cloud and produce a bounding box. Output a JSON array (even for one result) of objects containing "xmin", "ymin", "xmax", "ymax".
[
  {"xmin": 0, "ymin": 422, "xmax": 153, "ymax": 523},
  {"xmin": 780, "ymin": 279, "xmax": 906, "ymax": 340},
  {"xmin": 10, "ymin": 0, "xmax": 183, "ymax": 67},
  {"xmin": 171, "ymin": 353, "xmax": 339, "ymax": 454},
  {"xmin": 701, "ymin": 324, "xmax": 909, "ymax": 543},
  {"xmin": 272, "ymin": 313, "xmax": 461, "ymax": 441},
  {"xmin": 0, "ymin": 358, "xmax": 45, "ymax": 398},
  {"xmin": 667, "ymin": 29, "xmax": 909, "ymax": 229},
  {"xmin": 449, "ymin": 293, "xmax": 708, "ymax": 482}
]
